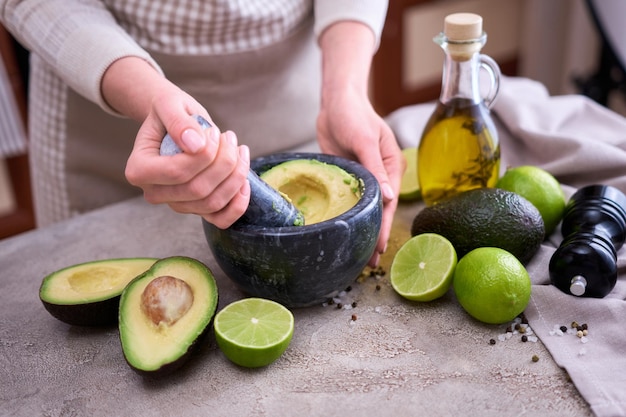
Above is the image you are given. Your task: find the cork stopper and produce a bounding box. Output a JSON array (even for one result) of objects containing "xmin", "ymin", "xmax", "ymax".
[
  {"xmin": 441, "ymin": 13, "xmax": 485, "ymax": 61},
  {"xmin": 444, "ymin": 13, "xmax": 483, "ymax": 42}
]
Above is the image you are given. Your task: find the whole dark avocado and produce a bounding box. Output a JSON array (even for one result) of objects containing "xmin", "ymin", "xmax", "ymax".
[
  {"xmin": 411, "ymin": 188, "xmax": 545, "ymax": 264},
  {"xmin": 118, "ymin": 256, "xmax": 218, "ymax": 376}
]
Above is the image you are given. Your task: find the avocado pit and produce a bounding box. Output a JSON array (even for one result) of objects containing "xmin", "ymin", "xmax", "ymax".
[{"xmin": 140, "ymin": 275, "xmax": 194, "ymax": 326}]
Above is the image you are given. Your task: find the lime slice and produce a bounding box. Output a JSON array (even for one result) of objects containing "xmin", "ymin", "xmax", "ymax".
[
  {"xmin": 390, "ymin": 233, "xmax": 457, "ymax": 301},
  {"xmin": 399, "ymin": 147, "xmax": 421, "ymax": 201},
  {"xmin": 214, "ymin": 297, "xmax": 294, "ymax": 368}
]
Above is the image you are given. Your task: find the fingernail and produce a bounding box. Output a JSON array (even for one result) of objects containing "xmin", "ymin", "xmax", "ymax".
[
  {"xmin": 209, "ymin": 126, "xmax": 220, "ymax": 144},
  {"xmin": 382, "ymin": 183, "xmax": 395, "ymax": 200},
  {"xmin": 181, "ymin": 129, "xmax": 205, "ymax": 153},
  {"xmin": 241, "ymin": 179, "xmax": 251, "ymax": 197},
  {"xmin": 370, "ymin": 252, "xmax": 380, "ymax": 268},
  {"xmin": 240, "ymin": 145, "xmax": 250, "ymax": 164},
  {"xmin": 227, "ymin": 131, "xmax": 238, "ymax": 146}
]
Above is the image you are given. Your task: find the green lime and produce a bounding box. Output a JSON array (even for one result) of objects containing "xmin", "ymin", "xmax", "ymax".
[
  {"xmin": 390, "ymin": 233, "xmax": 457, "ymax": 301},
  {"xmin": 453, "ymin": 247, "xmax": 531, "ymax": 324},
  {"xmin": 497, "ymin": 165, "xmax": 565, "ymax": 235},
  {"xmin": 399, "ymin": 147, "xmax": 421, "ymax": 201},
  {"xmin": 214, "ymin": 297, "xmax": 294, "ymax": 368}
]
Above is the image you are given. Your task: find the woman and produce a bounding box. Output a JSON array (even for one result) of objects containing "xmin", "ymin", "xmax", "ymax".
[{"xmin": 0, "ymin": 0, "xmax": 404, "ymax": 266}]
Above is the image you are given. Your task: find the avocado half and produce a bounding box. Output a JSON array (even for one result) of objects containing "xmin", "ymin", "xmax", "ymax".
[
  {"xmin": 39, "ymin": 258, "xmax": 158, "ymax": 326},
  {"xmin": 118, "ymin": 256, "xmax": 219, "ymax": 376}
]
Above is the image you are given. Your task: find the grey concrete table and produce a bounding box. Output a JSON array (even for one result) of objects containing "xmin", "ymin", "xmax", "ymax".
[{"xmin": 0, "ymin": 197, "xmax": 592, "ymax": 416}]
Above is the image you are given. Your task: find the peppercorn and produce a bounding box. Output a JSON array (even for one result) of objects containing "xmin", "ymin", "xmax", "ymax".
[
  {"xmin": 336, "ymin": 303, "xmax": 342, "ymax": 309},
  {"xmin": 351, "ymin": 314, "xmax": 357, "ymax": 321},
  {"xmin": 521, "ymin": 335, "xmax": 528, "ymax": 342},
  {"xmin": 375, "ymin": 284, "xmax": 381, "ymax": 291},
  {"xmin": 489, "ymin": 339, "xmax": 496, "ymax": 345},
  {"xmin": 576, "ymin": 330, "xmax": 584, "ymax": 338},
  {"xmin": 560, "ymin": 325, "xmax": 568, "ymax": 333},
  {"xmin": 582, "ymin": 323, "xmax": 588, "ymax": 331},
  {"xmin": 351, "ymin": 301, "xmax": 357, "ymax": 308},
  {"xmin": 345, "ymin": 286, "xmax": 352, "ymax": 292},
  {"xmin": 582, "ymin": 329, "xmax": 588, "ymax": 337},
  {"xmin": 571, "ymin": 321, "xmax": 579, "ymax": 329},
  {"xmin": 532, "ymin": 355, "xmax": 539, "ymax": 362}
]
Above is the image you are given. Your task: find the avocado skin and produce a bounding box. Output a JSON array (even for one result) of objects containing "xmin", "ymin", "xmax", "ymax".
[
  {"xmin": 411, "ymin": 188, "xmax": 545, "ymax": 264},
  {"xmin": 41, "ymin": 298, "xmax": 120, "ymax": 327}
]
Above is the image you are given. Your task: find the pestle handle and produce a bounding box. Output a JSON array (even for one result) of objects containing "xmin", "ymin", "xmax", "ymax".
[{"xmin": 159, "ymin": 115, "xmax": 304, "ymax": 227}]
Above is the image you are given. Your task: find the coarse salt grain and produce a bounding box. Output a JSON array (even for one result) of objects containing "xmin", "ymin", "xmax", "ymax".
[{"xmin": 527, "ymin": 336, "xmax": 538, "ymax": 343}]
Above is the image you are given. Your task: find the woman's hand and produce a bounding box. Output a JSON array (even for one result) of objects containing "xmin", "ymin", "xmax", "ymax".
[
  {"xmin": 318, "ymin": 22, "xmax": 405, "ymax": 267},
  {"xmin": 102, "ymin": 56, "xmax": 251, "ymax": 228}
]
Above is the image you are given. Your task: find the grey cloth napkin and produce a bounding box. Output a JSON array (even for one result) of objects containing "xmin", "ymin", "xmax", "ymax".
[{"xmin": 385, "ymin": 77, "xmax": 626, "ymax": 417}]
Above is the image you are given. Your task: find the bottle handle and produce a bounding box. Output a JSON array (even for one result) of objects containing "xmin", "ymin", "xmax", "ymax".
[{"xmin": 479, "ymin": 54, "xmax": 501, "ymax": 109}]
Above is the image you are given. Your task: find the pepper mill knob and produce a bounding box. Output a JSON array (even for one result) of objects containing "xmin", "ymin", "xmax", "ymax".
[{"xmin": 569, "ymin": 275, "xmax": 587, "ymax": 296}]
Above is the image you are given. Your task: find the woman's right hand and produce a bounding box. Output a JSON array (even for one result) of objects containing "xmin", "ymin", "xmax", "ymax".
[{"xmin": 102, "ymin": 56, "xmax": 251, "ymax": 228}]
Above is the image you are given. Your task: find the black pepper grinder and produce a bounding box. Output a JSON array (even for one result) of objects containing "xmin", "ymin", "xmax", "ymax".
[{"xmin": 549, "ymin": 185, "xmax": 626, "ymax": 298}]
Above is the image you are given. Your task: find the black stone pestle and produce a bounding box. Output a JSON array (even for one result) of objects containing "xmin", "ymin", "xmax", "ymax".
[{"xmin": 159, "ymin": 115, "xmax": 304, "ymax": 227}]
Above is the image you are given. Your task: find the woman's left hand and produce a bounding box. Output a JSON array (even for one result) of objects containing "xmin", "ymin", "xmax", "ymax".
[{"xmin": 317, "ymin": 21, "xmax": 405, "ymax": 267}]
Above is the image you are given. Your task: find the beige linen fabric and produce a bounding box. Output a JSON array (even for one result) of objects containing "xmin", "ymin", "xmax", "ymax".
[{"xmin": 386, "ymin": 76, "xmax": 626, "ymax": 417}]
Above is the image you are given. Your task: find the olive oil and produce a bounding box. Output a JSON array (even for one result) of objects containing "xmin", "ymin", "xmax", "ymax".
[
  {"xmin": 418, "ymin": 98, "xmax": 500, "ymax": 205},
  {"xmin": 417, "ymin": 13, "xmax": 501, "ymax": 206}
]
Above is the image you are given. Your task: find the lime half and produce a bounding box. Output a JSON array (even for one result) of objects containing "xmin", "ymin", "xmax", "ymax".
[
  {"xmin": 390, "ymin": 233, "xmax": 457, "ymax": 301},
  {"xmin": 399, "ymin": 147, "xmax": 421, "ymax": 201},
  {"xmin": 214, "ymin": 297, "xmax": 294, "ymax": 368}
]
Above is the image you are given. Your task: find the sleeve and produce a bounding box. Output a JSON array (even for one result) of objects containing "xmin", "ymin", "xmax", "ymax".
[
  {"xmin": 0, "ymin": 0, "xmax": 163, "ymax": 114},
  {"xmin": 313, "ymin": 0, "xmax": 389, "ymax": 50}
]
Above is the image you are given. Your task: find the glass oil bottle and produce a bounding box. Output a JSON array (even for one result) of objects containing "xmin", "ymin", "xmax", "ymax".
[{"xmin": 418, "ymin": 13, "xmax": 501, "ymax": 205}]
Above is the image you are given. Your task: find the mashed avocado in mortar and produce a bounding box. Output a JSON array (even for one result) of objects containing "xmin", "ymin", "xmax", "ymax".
[{"xmin": 260, "ymin": 159, "xmax": 361, "ymax": 224}]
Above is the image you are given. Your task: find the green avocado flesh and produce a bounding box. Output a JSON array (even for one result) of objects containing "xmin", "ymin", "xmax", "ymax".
[
  {"xmin": 411, "ymin": 188, "xmax": 545, "ymax": 264},
  {"xmin": 260, "ymin": 159, "xmax": 361, "ymax": 224},
  {"xmin": 39, "ymin": 258, "xmax": 158, "ymax": 326},
  {"xmin": 118, "ymin": 256, "xmax": 218, "ymax": 375}
]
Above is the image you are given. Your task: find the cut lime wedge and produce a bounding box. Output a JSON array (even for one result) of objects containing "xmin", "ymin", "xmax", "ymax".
[
  {"xmin": 390, "ymin": 233, "xmax": 457, "ymax": 301},
  {"xmin": 214, "ymin": 298, "xmax": 294, "ymax": 368}
]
